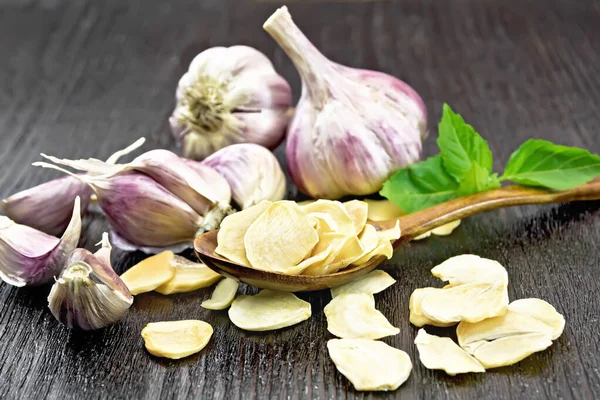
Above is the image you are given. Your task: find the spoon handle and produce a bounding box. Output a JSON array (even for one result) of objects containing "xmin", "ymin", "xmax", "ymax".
[{"xmin": 388, "ymin": 178, "xmax": 600, "ymax": 247}]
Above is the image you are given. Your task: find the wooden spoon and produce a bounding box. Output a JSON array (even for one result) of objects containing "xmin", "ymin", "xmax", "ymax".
[{"xmin": 194, "ymin": 179, "xmax": 600, "ymax": 292}]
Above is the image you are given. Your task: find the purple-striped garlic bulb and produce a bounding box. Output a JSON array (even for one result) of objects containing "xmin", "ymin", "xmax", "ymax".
[
  {"xmin": 170, "ymin": 45, "xmax": 292, "ymax": 160},
  {"xmin": 263, "ymin": 7, "xmax": 427, "ymax": 199}
]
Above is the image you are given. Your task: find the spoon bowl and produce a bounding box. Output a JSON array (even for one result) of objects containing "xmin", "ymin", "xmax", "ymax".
[{"xmin": 195, "ymin": 179, "xmax": 600, "ymax": 292}]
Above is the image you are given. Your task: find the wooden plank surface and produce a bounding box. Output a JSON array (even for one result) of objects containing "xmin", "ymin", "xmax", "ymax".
[{"xmin": 1, "ymin": 0, "xmax": 599, "ymax": 398}]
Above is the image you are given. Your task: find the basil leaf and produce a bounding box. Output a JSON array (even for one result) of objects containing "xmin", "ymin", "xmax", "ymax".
[
  {"xmin": 380, "ymin": 156, "xmax": 459, "ymax": 213},
  {"xmin": 458, "ymin": 163, "xmax": 501, "ymax": 196},
  {"xmin": 500, "ymin": 139, "xmax": 600, "ymax": 190},
  {"xmin": 437, "ymin": 104, "xmax": 493, "ymax": 182}
]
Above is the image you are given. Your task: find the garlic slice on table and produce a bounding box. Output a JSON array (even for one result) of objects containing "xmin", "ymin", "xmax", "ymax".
[
  {"xmin": 141, "ymin": 320, "xmax": 213, "ymax": 359},
  {"xmin": 409, "ymin": 287, "xmax": 457, "ymax": 328},
  {"xmin": 330, "ymin": 270, "xmax": 396, "ymax": 298},
  {"xmin": 324, "ymin": 293, "xmax": 399, "ymax": 339},
  {"xmin": 508, "ymin": 298, "xmax": 565, "ymax": 340},
  {"xmin": 414, "ymin": 329, "xmax": 485, "ymax": 375},
  {"xmin": 431, "ymin": 254, "xmax": 509, "ymax": 286},
  {"xmin": 328, "ymin": 339, "xmax": 412, "ymax": 391},
  {"xmin": 228, "ymin": 290, "xmax": 311, "ymax": 331},
  {"xmin": 413, "ymin": 220, "xmax": 461, "ymax": 240},
  {"xmin": 465, "ymin": 332, "xmax": 553, "ymax": 369}
]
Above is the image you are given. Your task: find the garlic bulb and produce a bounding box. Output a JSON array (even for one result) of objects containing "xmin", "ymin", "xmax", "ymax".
[
  {"xmin": 169, "ymin": 45, "xmax": 292, "ymax": 160},
  {"xmin": 0, "ymin": 138, "xmax": 146, "ymax": 236},
  {"xmin": 0, "ymin": 197, "xmax": 82, "ymax": 287},
  {"xmin": 48, "ymin": 233, "xmax": 133, "ymax": 330},
  {"xmin": 199, "ymin": 144, "xmax": 286, "ymax": 209},
  {"xmin": 263, "ymin": 7, "xmax": 427, "ymax": 199}
]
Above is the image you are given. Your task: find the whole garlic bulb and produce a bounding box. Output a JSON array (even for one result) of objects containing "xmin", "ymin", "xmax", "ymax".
[
  {"xmin": 170, "ymin": 45, "xmax": 292, "ymax": 160},
  {"xmin": 200, "ymin": 144, "xmax": 286, "ymax": 209},
  {"xmin": 263, "ymin": 7, "xmax": 427, "ymax": 199}
]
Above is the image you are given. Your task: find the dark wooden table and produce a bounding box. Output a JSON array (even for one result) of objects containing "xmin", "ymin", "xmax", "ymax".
[{"xmin": 1, "ymin": 0, "xmax": 599, "ymax": 399}]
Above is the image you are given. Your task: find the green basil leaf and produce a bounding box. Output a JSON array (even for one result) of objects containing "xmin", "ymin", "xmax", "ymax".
[
  {"xmin": 458, "ymin": 163, "xmax": 501, "ymax": 196},
  {"xmin": 437, "ymin": 104, "xmax": 493, "ymax": 182},
  {"xmin": 500, "ymin": 139, "xmax": 600, "ymax": 190},
  {"xmin": 380, "ymin": 156, "xmax": 459, "ymax": 213}
]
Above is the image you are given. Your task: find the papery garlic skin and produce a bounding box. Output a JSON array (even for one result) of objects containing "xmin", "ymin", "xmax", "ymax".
[
  {"xmin": 0, "ymin": 197, "xmax": 82, "ymax": 287},
  {"xmin": 48, "ymin": 234, "xmax": 133, "ymax": 330},
  {"xmin": 202, "ymin": 144, "xmax": 286, "ymax": 209},
  {"xmin": 0, "ymin": 177, "xmax": 90, "ymax": 236},
  {"xmin": 264, "ymin": 7, "xmax": 427, "ymax": 199},
  {"xmin": 170, "ymin": 45, "xmax": 292, "ymax": 160}
]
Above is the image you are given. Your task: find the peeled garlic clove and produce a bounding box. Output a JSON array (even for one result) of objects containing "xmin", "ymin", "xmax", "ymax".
[
  {"xmin": 47, "ymin": 234, "xmax": 133, "ymax": 330},
  {"xmin": 170, "ymin": 45, "xmax": 292, "ymax": 160},
  {"xmin": 431, "ymin": 254, "xmax": 509, "ymax": 286},
  {"xmin": 414, "ymin": 329, "xmax": 485, "ymax": 375},
  {"xmin": 0, "ymin": 176, "xmax": 91, "ymax": 236},
  {"xmin": 324, "ymin": 293, "xmax": 399, "ymax": 339},
  {"xmin": 331, "ymin": 270, "xmax": 396, "ymax": 298},
  {"xmin": 263, "ymin": 7, "xmax": 426, "ymax": 199},
  {"xmin": 363, "ymin": 199, "xmax": 404, "ymax": 222},
  {"xmin": 155, "ymin": 256, "xmax": 222, "ymax": 295},
  {"xmin": 421, "ymin": 281, "xmax": 508, "ymax": 324},
  {"xmin": 508, "ymin": 298, "xmax": 565, "ymax": 340},
  {"xmin": 202, "ymin": 144, "xmax": 286, "ymax": 209},
  {"xmin": 121, "ymin": 251, "xmax": 176, "ymax": 295},
  {"xmin": 141, "ymin": 320, "xmax": 213, "ymax": 359},
  {"xmin": 215, "ymin": 201, "xmax": 271, "ymax": 266},
  {"xmin": 244, "ymin": 201, "xmax": 319, "ymax": 274},
  {"xmin": 342, "ymin": 200, "xmax": 368, "ymax": 235},
  {"xmin": 300, "ymin": 200, "xmax": 355, "ymax": 234},
  {"xmin": 468, "ymin": 331, "xmax": 553, "ymax": 369},
  {"xmin": 0, "ymin": 197, "xmax": 82, "ymax": 287},
  {"xmin": 456, "ymin": 310, "xmax": 554, "ymax": 346},
  {"xmin": 409, "ymin": 287, "xmax": 457, "ymax": 328},
  {"xmin": 34, "ymin": 163, "xmax": 204, "ymax": 251},
  {"xmin": 327, "ymin": 339, "xmax": 412, "ymax": 391},
  {"xmin": 228, "ymin": 290, "xmax": 311, "ymax": 331},
  {"xmin": 201, "ymin": 278, "xmax": 239, "ymax": 310}
]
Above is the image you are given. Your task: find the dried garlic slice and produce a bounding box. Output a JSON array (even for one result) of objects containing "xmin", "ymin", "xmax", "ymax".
[
  {"xmin": 431, "ymin": 254, "xmax": 508, "ymax": 286},
  {"xmin": 201, "ymin": 278, "xmax": 239, "ymax": 310},
  {"xmin": 324, "ymin": 293, "xmax": 399, "ymax": 339},
  {"xmin": 300, "ymin": 200, "xmax": 355, "ymax": 234},
  {"xmin": 356, "ymin": 224, "xmax": 379, "ymax": 256},
  {"xmin": 409, "ymin": 287, "xmax": 457, "ymax": 328},
  {"xmin": 413, "ymin": 230, "xmax": 431, "ymax": 241},
  {"xmin": 363, "ymin": 199, "xmax": 404, "ymax": 222},
  {"xmin": 342, "ymin": 200, "xmax": 368, "ymax": 235},
  {"xmin": 311, "ymin": 213, "xmax": 338, "ymax": 234},
  {"xmin": 413, "ymin": 220, "xmax": 461, "ymax": 240},
  {"xmin": 141, "ymin": 320, "xmax": 213, "ymax": 359},
  {"xmin": 468, "ymin": 331, "xmax": 553, "ymax": 369},
  {"xmin": 414, "ymin": 329, "xmax": 485, "ymax": 375},
  {"xmin": 121, "ymin": 251, "xmax": 175, "ymax": 295},
  {"xmin": 155, "ymin": 256, "xmax": 222, "ymax": 295},
  {"xmin": 508, "ymin": 298, "xmax": 565, "ymax": 340},
  {"xmin": 244, "ymin": 201, "xmax": 319, "ymax": 274},
  {"xmin": 228, "ymin": 290, "xmax": 311, "ymax": 331},
  {"xmin": 327, "ymin": 339, "xmax": 412, "ymax": 391},
  {"xmin": 377, "ymin": 221, "xmax": 401, "ymax": 242},
  {"xmin": 318, "ymin": 235, "xmax": 365, "ymax": 274},
  {"xmin": 421, "ymin": 281, "xmax": 508, "ymax": 324},
  {"xmin": 331, "ymin": 270, "xmax": 396, "ymax": 298},
  {"xmin": 215, "ymin": 201, "xmax": 271, "ymax": 266},
  {"xmin": 456, "ymin": 310, "xmax": 554, "ymax": 346}
]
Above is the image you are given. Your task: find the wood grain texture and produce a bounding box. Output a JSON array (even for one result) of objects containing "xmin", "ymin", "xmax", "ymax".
[{"xmin": 1, "ymin": 0, "xmax": 599, "ymax": 399}]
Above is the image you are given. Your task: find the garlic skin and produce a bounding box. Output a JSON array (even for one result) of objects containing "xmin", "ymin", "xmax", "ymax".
[
  {"xmin": 201, "ymin": 144, "xmax": 286, "ymax": 209},
  {"xmin": 0, "ymin": 197, "xmax": 82, "ymax": 287},
  {"xmin": 48, "ymin": 233, "xmax": 133, "ymax": 330},
  {"xmin": 263, "ymin": 7, "xmax": 427, "ymax": 199},
  {"xmin": 170, "ymin": 45, "xmax": 292, "ymax": 160},
  {"xmin": 0, "ymin": 177, "xmax": 90, "ymax": 236}
]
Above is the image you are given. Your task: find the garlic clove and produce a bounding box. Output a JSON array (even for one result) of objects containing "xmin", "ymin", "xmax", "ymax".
[
  {"xmin": 0, "ymin": 197, "xmax": 82, "ymax": 287},
  {"xmin": 202, "ymin": 143, "xmax": 286, "ymax": 209},
  {"xmin": 141, "ymin": 320, "xmax": 213, "ymax": 359},
  {"xmin": 414, "ymin": 329, "xmax": 485, "ymax": 375},
  {"xmin": 201, "ymin": 277, "xmax": 239, "ymax": 310},
  {"xmin": 324, "ymin": 293, "xmax": 399, "ymax": 339},
  {"xmin": 263, "ymin": 7, "xmax": 426, "ymax": 199},
  {"xmin": 330, "ymin": 270, "xmax": 396, "ymax": 298},
  {"xmin": 155, "ymin": 256, "xmax": 222, "ymax": 295},
  {"xmin": 170, "ymin": 45, "xmax": 292, "ymax": 160},
  {"xmin": 121, "ymin": 251, "xmax": 176, "ymax": 295},
  {"xmin": 47, "ymin": 234, "xmax": 133, "ymax": 330},
  {"xmin": 0, "ymin": 176, "xmax": 91, "ymax": 236}
]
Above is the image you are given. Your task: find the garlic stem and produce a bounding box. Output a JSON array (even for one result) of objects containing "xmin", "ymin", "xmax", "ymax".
[{"xmin": 263, "ymin": 6, "xmax": 330, "ymax": 107}]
